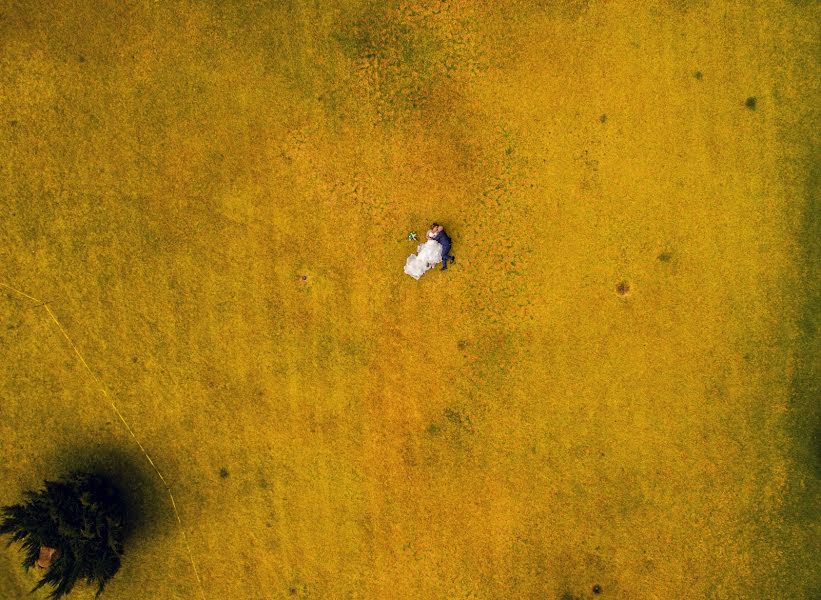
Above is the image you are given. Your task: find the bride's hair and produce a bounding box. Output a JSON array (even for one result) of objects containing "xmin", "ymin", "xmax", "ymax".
[{"xmin": 431, "ymin": 222, "xmax": 439, "ymax": 229}]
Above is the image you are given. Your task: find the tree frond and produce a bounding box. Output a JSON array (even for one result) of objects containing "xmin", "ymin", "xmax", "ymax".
[{"xmin": 1, "ymin": 472, "xmax": 126, "ymax": 599}]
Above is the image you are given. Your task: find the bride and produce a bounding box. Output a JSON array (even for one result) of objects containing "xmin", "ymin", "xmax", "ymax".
[{"xmin": 404, "ymin": 228, "xmax": 443, "ymax": 280}]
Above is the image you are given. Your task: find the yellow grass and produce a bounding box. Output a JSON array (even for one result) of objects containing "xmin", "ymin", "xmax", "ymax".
[{"xmin": 1, "ymin": 1, "xmax": 818, "ymax": 598}]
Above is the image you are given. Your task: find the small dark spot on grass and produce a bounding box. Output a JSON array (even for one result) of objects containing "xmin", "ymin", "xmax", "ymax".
[
  {"xmin": 78, "ymin": 55, "xmax": 85, "ymax": 63},
  {"xmin": 444, "ymin": 407, "xmax": 462, "ymax": 426},
  {"xmin": 560, "ymin": 594, "xmax": 580, "ymax": 600},
  {"xmin": 300, "ymin": 275, "xmax": 308, "ymax": 281},
  {"xmin": 694, "ymin": 71, "xmax": 703, "ymax": 80},
  {"xmin": 9, "ymin": 120, "xmax": 17, "ymax": 127},
  {"xmin": 131, "ymin": 356, "xmax": 138, "ymax": 363},
  {"xmin": 657, "ymin": 251, "xmax": 672, "ymax": 262},
  {"xmin": 426, "ymin": 423, "xmax": 441, "ymax": 435},
  {"xmin": 259, "ymin": 479, "xmax": 268, "ymax": 489},
  {"xmin": 289, "ymin": 588, "xmax": 297, "ymax": 595},
  {"xmin": 505, "ymin": 146, "xmax": 513, "ymax": 156},
  {"xmin": 219, "ymin": 467, "xmax": 229, "ymax": 479},
  {"xmin": 616, "ymin": 281, "xmax": 631, "ymax": 296},
  {"xmin": 599, "ymin": 114, "xmax": 607, "ymax": 123},
  {"xmin": 457, "ymin": 339, "xmax": 467, "ymax": 350},
  {"xmin": 745, "ymin": 96, "xmax": 757, "ymax": 110},
  {"xmin": 593, "ymin": 584, "xmax": 602, "ymax": 594},
  {"xmin": 443, "ymin": 408, "xmax": 474, "ymax": 432}
]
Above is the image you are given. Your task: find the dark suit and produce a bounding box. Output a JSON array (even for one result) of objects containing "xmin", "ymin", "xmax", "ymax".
[{"xmin": 434, "ymin": 230, "xmax": 455, "ymax": 268}]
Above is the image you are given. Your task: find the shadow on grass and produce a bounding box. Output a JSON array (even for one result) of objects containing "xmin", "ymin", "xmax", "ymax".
[{"xmin": 44, "ymin": 444, "xmax": 171, "ymax": 543}]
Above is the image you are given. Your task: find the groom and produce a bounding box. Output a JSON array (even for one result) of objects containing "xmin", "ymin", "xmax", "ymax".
[{"xmin": 431, "ymin": 223, "xmax": 455, "ymax": 270}]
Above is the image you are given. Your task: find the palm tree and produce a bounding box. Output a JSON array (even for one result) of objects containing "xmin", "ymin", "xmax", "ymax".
[{"xmin": 0, "ymin": 472, "xmax": 125, "ymax": 599}]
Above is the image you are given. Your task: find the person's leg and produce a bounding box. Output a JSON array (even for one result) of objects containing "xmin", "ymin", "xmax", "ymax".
[{"xmin": 441, "ymin": 245, "xmax": 452, "ymax": 269}]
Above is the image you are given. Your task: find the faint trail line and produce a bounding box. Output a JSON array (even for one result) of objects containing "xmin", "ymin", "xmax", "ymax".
[
  {"xmin": 0, "ymin": 282, "xmax": 207, "ymax": 600},
  {"xmin": 0, "ymin": 282, "xmax": 40, "ymax": 303}
]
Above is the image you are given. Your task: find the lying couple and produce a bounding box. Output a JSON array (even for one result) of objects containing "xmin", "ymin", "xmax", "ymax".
[{"xmin": 404, "ymin": 223, "xmax": 455, "ymax": 280}]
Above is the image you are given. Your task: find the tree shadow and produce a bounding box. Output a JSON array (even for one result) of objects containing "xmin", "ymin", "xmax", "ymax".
[{"xmin": 44, "ymin": 443, "xmax": 171, "ymax": 543}]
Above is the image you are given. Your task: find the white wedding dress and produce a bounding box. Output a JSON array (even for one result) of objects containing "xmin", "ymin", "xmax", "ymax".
[{"xmin": 404, "ymin": 230, "xmax": 443, "ymax": 280}]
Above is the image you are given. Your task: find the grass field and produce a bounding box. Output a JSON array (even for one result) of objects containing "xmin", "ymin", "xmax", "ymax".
[{"xmin": 0, "ymin": 1, "xmax": 819, "ymax": 599}]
